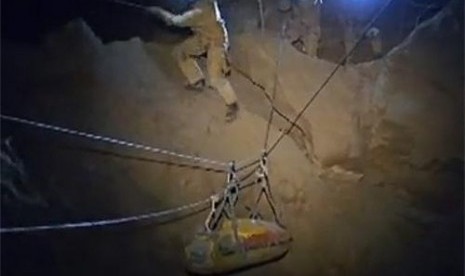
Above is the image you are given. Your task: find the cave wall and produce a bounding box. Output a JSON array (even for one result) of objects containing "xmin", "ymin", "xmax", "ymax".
[
  {"xmin": 365, "ymin": 0, "xmax": 464, "ymax": 169},
  {"xmin": 231, "ymin": 32, "xmax": 367, "ymax": 168},
  {"xmin": 230, "ymin": 0, "xmax": 463, "ymax": 174}
]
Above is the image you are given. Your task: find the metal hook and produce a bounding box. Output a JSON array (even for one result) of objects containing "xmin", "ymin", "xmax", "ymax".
[
  {"xmin": 204, "ymin": 194, "xmax": 221, "ymax": 233},
  {"xmin": 225, "ymin": 161, "xmax": 239, "ymax": 208}
]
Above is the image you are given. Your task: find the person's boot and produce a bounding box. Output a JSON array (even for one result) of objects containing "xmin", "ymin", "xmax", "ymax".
[
  {"xmin": 225, "ymin": 102, "xmax": 239, "ymax": 123},
  {"xmin": 185, "ymin": 79, "xmax": 205, "ymax": 91}
]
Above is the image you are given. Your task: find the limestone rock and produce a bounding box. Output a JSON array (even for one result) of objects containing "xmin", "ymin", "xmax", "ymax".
[
  {"xmin": 366, "ymin": 0, "xmax": 463, "ymax": 168},
  {"xmin": 230, "ymin": 0, "xmax": 463, "ymax": 172},
  {"xmin": 322, "ymin": 165, "xmax": 364, "ymax": 182},
  {"xmin": 230, "ymin": 32, "xmax": 365, "ymax": 168}
]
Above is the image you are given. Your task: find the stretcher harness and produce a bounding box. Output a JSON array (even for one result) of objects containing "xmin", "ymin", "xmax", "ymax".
[{"xmin": 184, "ymin": 155, "xmax": 292, "ymax": 275}]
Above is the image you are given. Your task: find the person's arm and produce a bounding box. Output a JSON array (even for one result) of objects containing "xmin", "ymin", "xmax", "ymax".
[{"xmin": 148, "ymin": 6, "xmax": 202, "ymax": 27}]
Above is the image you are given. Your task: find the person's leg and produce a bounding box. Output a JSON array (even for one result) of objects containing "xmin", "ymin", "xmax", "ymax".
[
  {"xmin": 207, "ymin": 45, "xmax": 239, "ymax": 122},
  {"xmin": 342, "ymin": 17, "xmax": 357, "ymax": 65},
  {"xmin": 305, "ymin": 4, "xmax": 321, "ymax": 57},
  {"xmin": 173, "ymin": 36, "xmax": 206, "ymax": 90},
  {"xmin": 371, "ymin": 36, "xmax": 383, "ymax": 59}
]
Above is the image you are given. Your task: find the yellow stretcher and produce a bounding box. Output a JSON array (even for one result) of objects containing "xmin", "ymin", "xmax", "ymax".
[
  {"xmin": 185, "ymin": 156, "xmax": 290, "ymax": 274},
  {"xmin": 184, "ymin": 218, "xmax": 292, "ymax": 275}
]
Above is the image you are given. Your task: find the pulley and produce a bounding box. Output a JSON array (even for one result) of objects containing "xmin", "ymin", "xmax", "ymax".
[{"xmin": 249, "ymin": 152, "xmax": 283, "ymax": 227}]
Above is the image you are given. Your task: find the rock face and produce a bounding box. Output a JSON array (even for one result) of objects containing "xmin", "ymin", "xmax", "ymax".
[
  {"xmin": 43, "ymin": 19, "xmax": 169, "ymax": 98},
  {"xmin": 230, "ymin": 0, "xmax": 463, "ymax": 173},
  {"xmin": 230, "ymin": 32, "xmax": 370, "ymax": 169},
  {"xmin": 366, "ymin": 1, "xmax": 464, "ymax": 169}
]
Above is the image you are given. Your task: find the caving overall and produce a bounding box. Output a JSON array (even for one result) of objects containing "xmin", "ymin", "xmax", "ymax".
[
  {"xmin": 154, "ymin": 0, "xmax": 238, "ymax": 121},
  {"xmin": 279, "ymin": 0, "xmax": 321, "ymax": 56},
  {"xmin": 367, "ymin": 27, "xmax": 382, "ymax": 58}
]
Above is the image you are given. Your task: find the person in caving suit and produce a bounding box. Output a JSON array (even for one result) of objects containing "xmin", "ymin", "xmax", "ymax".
[
  {"xmin": 366, "ymin": 26, "xmax": 382, "ymax": 59},
  {"xmin": 150, "ymin": 0, "xmax": 239, "ymax": 122},
  {"xmin": 278, "ymin": 0, "xmax": 322, "ymax": 57}
]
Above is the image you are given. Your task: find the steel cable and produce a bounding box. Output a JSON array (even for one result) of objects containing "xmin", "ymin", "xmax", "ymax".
[
  {"xmin": 1, "ymin": 114, "xmax": 230, "ymax": 169},
  {"xmin": 266, "ymin": 0, "xmax": 395, "ymax": 155},
  {"xmin": 263, "ymin": 21, "xmax": 287, "ymax": 151},
  {"xmin": 0, "ymin": 165, "xmax": 260, "ymax": 234}
]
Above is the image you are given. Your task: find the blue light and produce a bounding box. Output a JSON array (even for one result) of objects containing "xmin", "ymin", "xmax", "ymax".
[{"xmin": 340, "ymin": 0, "xmax": 382, "ymax": 21}]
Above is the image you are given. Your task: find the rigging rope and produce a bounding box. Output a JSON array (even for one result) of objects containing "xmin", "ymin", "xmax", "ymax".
[
  {"xmin": 0, "ymin": 164, "xmax": 260, "ymax": 234},
  {"xmin": 0, "ymin": 199, "xmax": 209, "ymax": 234},
  {"xmin": 263, "ymin": 21, "xmax": 287, "ymax": 151},
  {"xmin": 250, "ymin": 154, "xmax": 282, "ymax": 226},
  {"xmin": 1, "ymin": 114, "xmax": 258, "ymax": 170},
  {"xmin": 236, "ymin": 157, "xmax": 260, "ymax": 172},
  {"xmin": 1, "ymin": 114, "xmax": 230, "ymax": 169},
  {"xmin": 266, "ymin": 0, "xmax": 395, "ymax": 156}
]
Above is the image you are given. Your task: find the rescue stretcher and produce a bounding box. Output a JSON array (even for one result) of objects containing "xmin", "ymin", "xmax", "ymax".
[
  {"xmin": 184, "ymin": 156, "xmax": 292, "ymax": 274},
  {"xmin": 185, "ymin": 218, "xmax": 291, "ymax": 274}
]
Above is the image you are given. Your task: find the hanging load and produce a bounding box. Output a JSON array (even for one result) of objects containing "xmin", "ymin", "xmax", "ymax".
[
  {"xmin": 185, "ymin": 218, "xmax": 291, "ymax": 274},
  {"xmin": 184, "ymin": 158, "xmax": 291, "ymax": 275}
]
